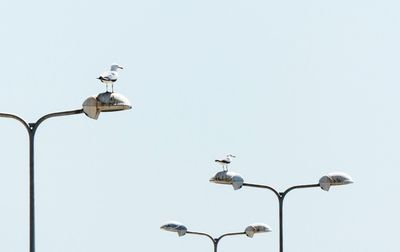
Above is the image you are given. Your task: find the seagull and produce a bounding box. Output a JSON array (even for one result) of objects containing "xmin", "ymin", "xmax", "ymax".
[
  {"xmin": 215, "ymin": 154, "xmax": 236, "ymax": 171},
  {"xmin": 97, "ymin": 63, "xmax": 123, "ymax": 92}
]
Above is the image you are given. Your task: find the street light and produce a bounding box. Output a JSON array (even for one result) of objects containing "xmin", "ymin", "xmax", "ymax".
[
  {"xmin": 0, "ymin": 91, "xmax": 131, "ymax": 252},
  {"xmin": 210, "ymin": 171, "xmax": 353, "ymax": 252},
  {"xmin": 161, "ymin": 221, "xmax": 271, "ymax": 252},
  {"xmin": 83, "ymin": 91, "xmax": 132, "ymax": 119}
]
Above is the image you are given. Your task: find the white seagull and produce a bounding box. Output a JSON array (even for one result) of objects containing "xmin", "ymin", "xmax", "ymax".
[
  {"xmin": 97, "ymin": 63, "xmax": 123, "ymax": 92},
  {"xmin": 215, "ymin": 154, "xmax": 236, "ymax": 171}
]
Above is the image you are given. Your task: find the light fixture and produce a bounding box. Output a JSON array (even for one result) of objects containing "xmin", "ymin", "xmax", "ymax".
[
  {"xmin": 244, "ymin": 223, "xmax": 271, "ymax": 238},
  {"xmin": 209, "ymin": 171, "xmax": 244, "ymax": 190},
  {"xmin": 319, "ymin": 172, "xmax": 354, "ymax": 191},
  {"xmin": 83, "ymin": 91, "xmax": 132, "ymax": 119},
  {"xmin": 160, "ymin": 221, "xmax": 188, "ymax": 237}
]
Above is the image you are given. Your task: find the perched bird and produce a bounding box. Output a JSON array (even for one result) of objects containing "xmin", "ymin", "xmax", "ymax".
[
  {"xmin": 215, "ymin": 154, "xmax": 236, "ymax": 171},
  {"xmin": 97, "ymin": 63, "xmax": 123, "ymax": 92}
]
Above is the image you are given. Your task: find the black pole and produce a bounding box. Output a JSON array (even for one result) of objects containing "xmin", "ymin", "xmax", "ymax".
[
  {"xmin": 0, "ymin": 109, "xmax": 84, "ymax": 252},
  {"xmin": 29, "ymin": 129, "xmax": 35, "ymax": 252},
  {"xmin": 213, "ymin": 239, "xmax": 218, "ymax": 252},
  {"xmin": 278, "ymin": 195, "xmax": 284, "ymax": 252}
]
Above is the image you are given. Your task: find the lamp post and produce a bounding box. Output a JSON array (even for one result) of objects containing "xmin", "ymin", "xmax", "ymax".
[
  {"xmin": 161, "ymin": 221, "xmax": 271, "ymax": 252},
  {"xmin": 0, "ymin": 91, "xmax": 131, "ymax": 252},
  {"xmin": 210, "ymin": 171, "xmax": 353, "ymax": 252}
]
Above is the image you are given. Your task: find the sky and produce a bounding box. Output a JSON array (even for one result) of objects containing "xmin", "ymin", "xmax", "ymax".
[{"xmin": 0, "ymin": 0, "xmax": 398, "ymax": 251}]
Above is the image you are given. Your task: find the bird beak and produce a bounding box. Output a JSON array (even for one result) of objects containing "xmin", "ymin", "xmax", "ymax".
[{"xmin": 118, "ymin": 66, "xmax": 124, "ymax": 69}]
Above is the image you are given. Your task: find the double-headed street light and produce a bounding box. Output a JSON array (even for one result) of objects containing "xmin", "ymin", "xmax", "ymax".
[
  {"xmin": 0, "ymin": 91, "xmax": 131, "ymax": 252},
  {"xmin": 210, "ymin": 171, "xmax": 353, "ymax": 252},
  {"xmin": 161, "ymin": 221, "xmax": 271, "ymax": 252}
]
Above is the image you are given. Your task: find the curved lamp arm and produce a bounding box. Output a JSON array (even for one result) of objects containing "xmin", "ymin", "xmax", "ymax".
[
  {"xmin": 186, "ymin": 231, "xmax": 216, "ymax": 242},
  {"xmin": 186, "ymin": 231, "xmax": 246, "ymax": 242},
  {"xmin": 217, "ymin": 231, "xmax": 246, "ymax": 241},
  {"xmin": 242, "ymin": 182, "xmax": 280, "ymax": 198},
  {"xmin": 34, "ymin": 109, "xmax": 83, "ymax": 130},
  {"xmin": 281, "ymin": 183, "xmax": 321, "ymax": 198},
  {"xmin": 242, "ymin": 182, "xmax": 320, "ymax": 199},
  {"xmin": 0, "ymin": 109, "xmax": 83, "ymax": 134},
  {"xmin": 187, "ymin": 230, "xmax": 246, "ymax": 252},
  {"xmin": 0, "ymin": 112, "xmax": 30, "ymax": 131}
]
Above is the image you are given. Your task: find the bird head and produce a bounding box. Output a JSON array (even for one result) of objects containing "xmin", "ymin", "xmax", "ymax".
[
  {"xmin": 111, "ymin": 63, "xmax": 124, "ymax": 71},
  {"xmin": 227, "ymin": 154, "xmax": 236, "ymax": 158}
]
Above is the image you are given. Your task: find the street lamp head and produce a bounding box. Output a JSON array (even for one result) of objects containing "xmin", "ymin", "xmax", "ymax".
[
  {"xmin": 82, "ymin": 91, "xmax": 132, "ymax": 119},
  {"xmin": 209, "ymin": 171, "xmax": 244, "ymax": 190},
  {"xmin": 160, "ymin": 221, "xmax": 188, "ymax": 237},
  {"xmin": 244, "ymin": 223, "xmax": 272, "ymax": 238},
  {"xmin": 319, "ymin": 172, "xmax": 354, "ymax": 191}
]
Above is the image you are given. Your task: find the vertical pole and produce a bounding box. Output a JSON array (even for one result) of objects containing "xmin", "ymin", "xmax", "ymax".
[
  {"xmin": 29, "ymin": 126, "xmax": 36, "ymax": 252},
  {"xmin": 213, "ymin": 239, "xmax": 218, "ymax": 252},
  {"xmin": 278, "ymin": 196, "xmax": 284, "ymax": 252}
]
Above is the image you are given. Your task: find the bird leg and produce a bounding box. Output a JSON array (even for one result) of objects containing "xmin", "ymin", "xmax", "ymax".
[{"xmin": 112, "ymin": 83, "xmax": 114, "ymax": 93}]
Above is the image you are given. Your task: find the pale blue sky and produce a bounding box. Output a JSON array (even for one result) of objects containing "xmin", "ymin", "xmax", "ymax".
[{"xmin": 0, "ymin": 0, "xmax": 398, "ymax": 251}]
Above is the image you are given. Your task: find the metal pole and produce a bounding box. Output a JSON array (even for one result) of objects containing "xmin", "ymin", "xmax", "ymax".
[
  {"xmin": 278, "ymin": 195, "xmax": 283, "ymax": 252},
  {"xmin": 29, "ymin": 129, "xmax": 35, "ymax": 252},
  {"xmin": 0, "ymin": 109, "xmax": 83, "ymax": 252}
]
